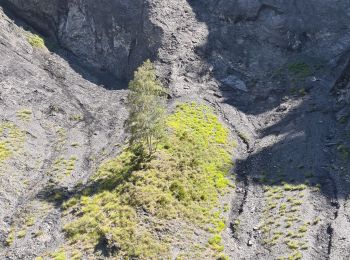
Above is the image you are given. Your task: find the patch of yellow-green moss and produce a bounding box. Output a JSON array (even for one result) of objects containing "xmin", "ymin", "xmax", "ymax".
[
  {"xmin": 27, "ymin": 34, "xmax": 46, "ymax": 49},
  {"xmin": 0, "ymin": 122, "xmax": 25, "ymax": 165},
  {"xmin": 0, "ymin": 141, "xmax": 11, "ymax": 164},
  {"xmin": 52, "ymin": 156, "xmax": 77, "ymax": 178},
  {"xmin": 6, "ymin": 228, "xmax": 15, "ymax": 246},
  {"xmin": 16, "ymin": 109, "xmax": 32, "ymax": 122},
  {"xmin": 50, "ymin": 249, "xmax": 67, "ymax": 260},
  {"xmin": 62, "ymin": 102, "xmax": 235, "ymax": 258}
]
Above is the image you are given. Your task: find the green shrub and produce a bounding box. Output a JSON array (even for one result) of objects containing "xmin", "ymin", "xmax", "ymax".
[
  {"xmin": 27, "ymin": 34, "xmax": 45, "ymax": 49},
  {"xmin": 170, "ymin": 181, "xmax": 186, "ymax": 200},
  {"xmin": 288, "ymin": 62, "xmax": 311, "ymax": 79},
  {"xmin": 286, "ymin": 240, "xmax": 299, "ymax": 250}
]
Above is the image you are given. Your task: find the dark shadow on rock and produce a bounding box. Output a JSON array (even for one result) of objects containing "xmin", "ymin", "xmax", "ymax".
[
  {"xmin": 0, "ymin": 0, "xmax": 162, "ymax": 90},
  {"xmin": 187, "ymin": 0, "xmax": 350, "ymax": 115},
  {"xmin": 233, "ymin": 88, "xmax": 350, "ymax": 201},
  {"xmin": 182, "ymin": 0, "xmax": 350, "ymax": 202},
  {"xmin": 36, "ymin": 151, "xmax": 146, "ymax": 209}
]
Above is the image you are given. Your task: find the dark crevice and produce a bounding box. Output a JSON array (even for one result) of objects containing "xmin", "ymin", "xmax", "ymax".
[
  {"xmin": 326, "ymin": 224, "xmax": 334, "ymax": 256},
  {"xmin": 325, "ymin": 174, "xmax": 340, "ymax": 257}
]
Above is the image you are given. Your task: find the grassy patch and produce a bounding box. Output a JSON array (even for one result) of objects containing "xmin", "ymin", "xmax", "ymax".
[
  {"xmin": 17, "ymin": 230, "xmax": 26, "ymax": 239},
  {"xmin": 0, "ymin": 123, "xmax": 25, "ymax": 164},
  {"xmin": 0, "ymin": 141, "xmax": 11, "ymax": 164},
  {"xmin": 6, "ymin": 228, "xmax": 15, "ymax": 246},
  {"xmin": 50, "ymin": 249, "xmax": 67, "ymax": 260},
  {"xmin": 54, "ymin": 127, "xmax": 67, "ymax": 151},
  {"xmin": 288, "ymin": 62, "xmax": 312, "ymax": 79},
  {"xmin": 337, "ymin": 144, "xmax": 350, "ymax": 160},
  {"xmin": 261, "ymin": 180, "xmax": 310, "ymax": 258},
  {"xmin": 16, "ymin": 109, "xmax": 32, "ymax": 121},
  {"xmin": 27, "ymin": 34, "xmax": 46, "ymax": 49},
  {"xmin": 69, "ymin": 114, "xmax": 83, "ymax": 122},
  {"xmin": 62, "ymin": 102, "xmax": 234, "ymax": 258},
  {"xmin": 51, "ymin": 156, "xmax": 78, "ymax": 178}
]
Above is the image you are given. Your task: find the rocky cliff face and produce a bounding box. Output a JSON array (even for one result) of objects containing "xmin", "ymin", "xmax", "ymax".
[
  {"xmin": 3, "ymin": 0, "xmax": 350, "ymax": 96},
  {"xmin": 1, "ymin": 0, "xmax": 162, "ymax": 81},
  {"xmin": 1, "ymin": 0, "xmax": 350, "ymax": 259}
]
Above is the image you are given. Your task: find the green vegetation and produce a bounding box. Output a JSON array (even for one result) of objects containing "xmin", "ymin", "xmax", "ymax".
[
  {"xmin": 337, "ymin": 110, "xmax": 350, "ymax": 124},
  {"xmin": 313, "ymin": 217, "xmax": 321, "ymax": 225},
  {"xmin": 126, "ymin": 60, "xmax": 166, "ymax": 156},
  {"xmin": 288, "ymin": 251, "xmax": 302, "ymax": 260},
  {"xmin": 62, "ymin": 102, "xmax": 234, "ymax": 258},
  {"xmin": 25, "ymin": 216, "xmax": 35, "ymax": 227},
  {"xmin": 50, "ymin": 249, "xmax": 67, "ymax": 260},
  {"xmin": 69, "ymin": 114, "xmax": 83, "ymax": 121},
  {"xmin": 0, "ymin": 141, "xmax": 11, "ymax": 164},
  {"xmin": 208, "ymin": 234, "xmax": 224, "ymax": 252},
  {"xmin": 54, "ymin": 127, "xmax": 67, "ymax": 151},
  {"xmin": 16, "ymin": 109, "xmax": 32, "ymax": 121},
  {"xmin": 6, "ymin": 214, "xmax": 40, "ymax": 246},
  {"xmin": 6, "ymin": 228, "xmax": 15, "ymax": 246},
  {"xmin": 17, "ymin": 230, "xmax": 26, "ymax": 239},
  {"xmin": 0, "ymin": 122, "xmax": 25, "ymax": 165},
  {"xmin": 337, "ymin": 144, "xmax": 350, "ymax": 160},
  {"xmin": 27, "ymin": 34, "xmax": 46, "ymax": 49},
  {"xmin": 260, "ymin": 177, "xmax": 313, "ymax": 258},
  {"xmin": 51, "ymin": 156, "xmax": 78, "ymax": 178},
  {"xmin": 288, "ymin": 62, "xmax": 312, "ymax": 79}
]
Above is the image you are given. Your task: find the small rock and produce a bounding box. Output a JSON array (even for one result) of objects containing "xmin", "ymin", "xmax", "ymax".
[
  {"xmin": 277, "ymin": 104, "xmax": 288, "ymax": 112},
  {"xmin": 253, "ymin": 226, "xmax": 259, "ymax": 231},
  {"xmin": 247, "ymin": 240, "xmax": 253, "ymax": 246},
  {"xmin": 221, "ymin": 75, "xmax": 248, "ymax": 92}
]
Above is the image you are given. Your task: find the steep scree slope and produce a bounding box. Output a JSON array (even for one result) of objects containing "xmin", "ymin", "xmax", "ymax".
[
  {"xmin": 0, "ymin": 7, "xmax": 128, "ymax": 259},
  {"xmin": 1, "ymin": 0, "xmax": 350, "ymax": 259}
]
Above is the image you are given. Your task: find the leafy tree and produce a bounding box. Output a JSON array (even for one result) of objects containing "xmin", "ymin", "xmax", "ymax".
[{"xmin": 126, "ymin": 60, "xmax": 166, "ymax": 156}]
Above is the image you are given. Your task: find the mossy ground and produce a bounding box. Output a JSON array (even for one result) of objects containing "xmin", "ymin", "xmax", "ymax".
[
  {"xmin": 61, "ymin": 102, "xmax": 235, "ymax": 259},
  {"xmin": 27, "ymin": 34, "xmax": 46, "ymax": 49},
  {"xmin": 16, "ymin": 109, "xmax": 32, "ymax": 122},
  {"xmin": 0, "ymin": 122, "xmax": 25, "ymax": 165}
]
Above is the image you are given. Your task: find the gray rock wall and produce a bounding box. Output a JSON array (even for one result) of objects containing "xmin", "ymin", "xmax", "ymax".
[
  {"xmin": 4, "ymin": 0, "xmax": 350, "ymax": 92},
  {"xmin": 2, "ymin": 0, "xmax": 162, "ymax": 81}
]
